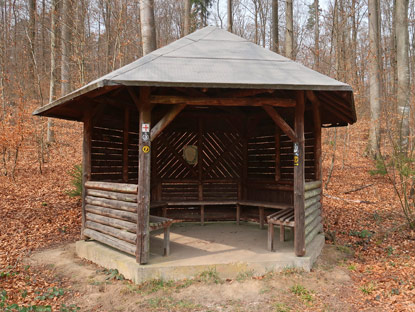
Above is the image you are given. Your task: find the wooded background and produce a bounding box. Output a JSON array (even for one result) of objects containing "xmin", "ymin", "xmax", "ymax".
[{"xmin": 0, "ymin": 0, "xmax": 414, "ymax": 176}]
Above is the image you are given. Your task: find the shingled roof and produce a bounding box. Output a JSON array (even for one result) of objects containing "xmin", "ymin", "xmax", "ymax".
[{"xmin": 34, "ymin": 26, "xmax": 355, "ymax": 125}]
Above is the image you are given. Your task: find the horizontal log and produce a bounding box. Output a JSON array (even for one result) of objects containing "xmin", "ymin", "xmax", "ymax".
[
  {"xmin": 305, "ymin": 188, "xmax": 322, "ymax": 200},
  {"xmin": 305, "ymin": 207, "xmax": 321, "ymax": 226},
  {"xmin": 86, "ymin": 220, "xmax": 136, "ymax": 244},
  {"xmin": 86, "ymin": 212, "xmax": 136, "ymax": 232},
  {"xmin": 85, "ymin": 196, "xmax": 137, "ymax": 212},
  {"xmin": 305, "ymin": 201, "xmax": 321, "ymax": 217},
  {"xmin": 83, "ymin": 228, "xmax": 136, "ymax": 256},
  {"xmin": 150, "ymin": 95, "xmax": 296, "ymax": 107},
  {"xmin": 305, "ymin": 223, "xmax": 323, "ymax": 246},
  {"xmin": 86, "ymin": 189, "xmax": 137, "ymax": 203},
  {"xmin": 305, "ymin": 216, "xmax": 322, "ymax": 236},
  {"xmin": 85, "ymin": 204, "xmax": 137, "ymax": 222},
  {"xmin": 305, "ymin": 180, "xmax": 322, "ymax": 192},
  {"xmin": 85, "ymin": 181, "xmax": 138, "ymax": 194},
  {"xmin": 305, "ymin": 195, "xmax": 321, "ymax": 209}
]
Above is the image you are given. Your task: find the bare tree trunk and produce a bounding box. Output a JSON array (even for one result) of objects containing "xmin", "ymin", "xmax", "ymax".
[
  {"xmin": 271, "ymin": 0, "xmax": 278, "ymax": 52},
  {"xmin": 227, "ymin": 0, "xmax": 232, "ymax": 32},
  {"xmin": 285, "ymin": 0, "xmax": 293, "ymax": 59},
  {"xmin": 396, "ymin": 0, "xmax": 410, "ymax": 152},
  {"xmin": 140, "ymin": 0, "xmax": 156, "ymax": 55},
  {"xmin": 314, "ymin": 0, "xmax": 319, "ymax": 69},
  {"xmin": 368, "ymin": 0, "xmax": 381, "ymax": 157},
  {"xmin": 61, "ymin": 0, "xmax": 71, "ymax": 96},
  {"xmin": 184, "ymin": 0, "xmax": 191, "ymax": 35},
  {"xmin": 47, "ymin": 0, "xmax": 58, "ymax": 143},
  {"xmin": 28, "ymin": 0, "xmax": 36, "ymax": 84}
]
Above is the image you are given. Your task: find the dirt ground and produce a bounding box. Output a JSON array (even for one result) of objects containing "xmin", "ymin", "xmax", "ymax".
[{"xmin": 25, "ymin": 243, "xmax": 372, "ymax": 312}]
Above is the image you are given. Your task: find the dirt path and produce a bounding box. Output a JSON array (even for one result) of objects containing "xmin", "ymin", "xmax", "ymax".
[{"xmin": 26, "ymin": 243, "xmax": 372, "ymax": 312}]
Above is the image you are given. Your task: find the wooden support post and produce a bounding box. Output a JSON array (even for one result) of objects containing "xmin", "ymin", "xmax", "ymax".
[
  {"xmin": 81, "ymin": 111, "xmax": 92, "ymax": 240},
  {"xmin": 198, "ymin": 118, "xmax": 204, "ymax": 225},
  {"xmin": 200, "ymin": 205, "xmax": 205, "ymax": 225},
  {"xmin": 259, "ymin": 207, "xmax": 264, "ymax": 229},
  {"xmin": 151, "ymin": 104, "xmax": 186, "ymax": 141},
  {"xmin": 294, "ymin": 91, "xmax": 306, "ymax": 257},
  {"xmin": 123, "ymin": 108, "xmax": 130, "ymax": 183},
  {"xmin": 275, "ymin": 126, "xmax": 281, "ymax": 181},
  {"xmin": 236, "ymin": 182, "xmax": 241, "ymax": 225},
  {"xmin": 280, "ymin": 225, "xmax": 285, "ymax": 242},
  {"xmin": 312, "ymin": 94, "xmax": 322, "ymax": 181},
  {"xmin": 136, "ymin": 87, "xmax": 152, "ymax": 264},
  {"xmin": 268, "ymin": 223, "xmax": 274, "ymax": 251},
  {"xmin": 163, "ymin": 227, "xmax": 170, "ymax": 256},
  {"xmin": 263, "ymin": 105, "xmax": 297, "ymax": 142}
]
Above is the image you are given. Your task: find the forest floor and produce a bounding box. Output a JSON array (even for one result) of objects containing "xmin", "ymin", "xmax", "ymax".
[{"xmin": 1, "ymin": 118, "xmax": 415, "ymax": 311}]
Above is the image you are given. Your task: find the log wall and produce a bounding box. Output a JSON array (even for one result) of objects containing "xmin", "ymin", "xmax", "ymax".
[
  {"xmin": 304, "ymin": 180, "xmax": 323, "ymax": 246},
  {"xmin": 83, "ymin": 181, "xmax": 138, "ymax": 256}
]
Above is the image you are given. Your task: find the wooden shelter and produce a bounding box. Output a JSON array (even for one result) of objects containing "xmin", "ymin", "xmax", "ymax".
[{"xmin": 34, "ymin": 27, "xmax": 356, "ymax": 264}]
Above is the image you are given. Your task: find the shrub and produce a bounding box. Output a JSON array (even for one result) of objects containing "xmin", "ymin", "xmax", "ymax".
[{"xmin": 66, "ymin": 164, "xmax": 82, "ymax": 197}]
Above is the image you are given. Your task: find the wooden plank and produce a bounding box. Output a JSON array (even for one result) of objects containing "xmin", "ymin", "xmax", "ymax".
[
  {"xmin": 137, "ymin": 86, "xmax": 152, "ymax": 264},
  {"xmin": 150, "ymin": 95, "xmax": 296, "ymax": 107},
  {"xmin": 305, "ymin": 195, "xmax": 321, "ymax": 209},
  {"xmin": 83, "ymin": 228, "xmax": 136, "ymax": 256},
  {"xmin": 294, "ymin": 91, "xmax": 306, "ymax": 257},
  {"xmin": 305, "ymin": 223, "xmax": 323, "ymax": 245},
  {"xmin": 305, "ymin": 207, "xmax": 321, "ymax": 227},
  {"xmin": 82, "ymin": 111, "xmax": 92, "ymax": 240},
  {"xmin": 85, "ymin": 204, "xmax": 137, "ymax": 222},
  {"xmin": 85, "ymin": 196, "xmax": 137, "ymax": 212},
  {"xmin": 304, "ymin": 188, "xmax": 321, "ymax": 200},
  {"xmin": 150, "ymin": 104, "xmax": 186, "ymax": 141},
  {"xmin": 238, "ymin": 200, "xmax": 292, "ymax": 209},
  {"xmin": 86, "ymin": 189, "xmax": 137, "ymax": 202},
  {"xmin": 309, "ymin": 92, "xmax": 322, "ymax": 181},
  {"xmin": 263, "ymin": 105, "xmax": 297, "ymax": 142},
  {"xmin": 85, "ymin": 181, "xmax": 138, "ymax": 194},
  {"xmin": 305, "ymin": 216, "xmax": 322, "ymax": 236},
  {"xmin": 268, "ymin": 223, "xmax": 274, "ymax": 251},
  {"xmin": 305, "ymin": 180, "xmax": 322, "ymax": 191},
  {"xmin": 86, "ymin": 212, "xmax": 136, "ymax": 232},
  {"xmin": 164, "ymin": 227, "xmax": 170, "ymax": 256},
  {"xmin": 85, "ymin": 220, "xmax": 136, "ymax": 244},
  {"xmin": 305, "ymin": 201, "xmax": 321, "ymax": 218},
  {"xmin": 123, "ymin": 107, "xmax": 130, "ymax": 182}
]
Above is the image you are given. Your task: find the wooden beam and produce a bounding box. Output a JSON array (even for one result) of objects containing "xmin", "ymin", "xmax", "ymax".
[
  {"xmin": 275, "ymin": 126, "xmax": 281, "ymax": 181},
  {"xmin": 123, "ymin": 108, "xmax": 130, "ymax": 182},
  {"xmin": 263, "ymin": 105, "xmax": 297, "ymax": 142},
  {"xmin": 150, "ymin": 104, "xmax": 186, "ymax": 141},
  {"xmin": 294, "ymin": 91, "xmax": 306, "ymax": 257},
  {"xmin": 308, "ymin": 92, "xmax": 322, "ymax": 181},
  {"xmin": 137, "ymin": 86, "xmax": 152, "ymax": 264},
  {"xmin": 82, "ymin": 110, "xmax": 92, "ymax": 240},
  {"xmin": 150, "ymin": 95, "xmax": 296, "ymax": 107}
]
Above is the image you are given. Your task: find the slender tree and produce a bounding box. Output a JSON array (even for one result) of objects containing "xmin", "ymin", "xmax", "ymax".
[
  {"xmin": 227, "ymin": 0, "xmax": 232, "ymax": 32},
  {"xmin": 285, "ymin": 0, "xmax": 293, "ymax": 59},
  {"xmin": 368, "ymin": 0, "xmax": 381, "ymax": 157},
  {"xmin": 184, "ymin": 0, "xmax": 191, "ymax": 35},
  {"xmin": 140, "ymin": 0, "xmax": 157, "ymax": 55},
  {"xmin": 396, "ymin": 0, "xmax": 410, "ymax": 152},
  {"xmin": 271, "ymin": 0, "xmax": 278, "ymax": 52},
  {"xmin": 28, "ymin": 0, "xmax": 36, "ymax": 84},
  {"xmin": 61, "ymin": 0, "xmax": 72, "ymax": 96},
  {"xmin": 314, "ymin": 0, "xmax": 319, "ymax": 69},
  {"xmin": 47, "ymin": 0, "xmax": 58, "ymax": 143}
]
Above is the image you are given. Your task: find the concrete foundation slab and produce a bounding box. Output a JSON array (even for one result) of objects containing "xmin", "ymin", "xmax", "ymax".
[{"xmin": 76, "ymin": 222, "xmax": 325, "ymax": 284}]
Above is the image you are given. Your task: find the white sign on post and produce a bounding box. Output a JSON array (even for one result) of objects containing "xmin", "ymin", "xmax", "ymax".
[{"xmin": 142, "ymin": 123, "xmax": 150, "ymax": 133}]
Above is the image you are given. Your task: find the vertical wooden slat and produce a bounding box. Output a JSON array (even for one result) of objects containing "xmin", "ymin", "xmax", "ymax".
[
  {"xmin": 241, "ymin": 117, "xmax": 248, "ymax": 200},
  {"xmin": 123, "ymin": 107, "xmax": 130, "ymax": 183},
  {"xmin": 268, "ymin": 223, "xmax": 274, "ymax": 251},
  {"xmin": 312, "ymin": 95, "xmax": 322, "ymax": 181},
  {"xmin": 294, "ymin": 91, "xmax": 306, "ymax": 257},
  {"xmin": 198, "ymin": 117, "xmax": 204, "ymax": 225},
  {"xmin": 275, "ymin": 126, "xmax": 281, "ymax": 181},
  {"xmin": 137, "ymin": 87, "xmax": 152, "ymax": 264},
  {"xmin": 82, "ymin": 111, "xmax": 92, "ymax": 240}
]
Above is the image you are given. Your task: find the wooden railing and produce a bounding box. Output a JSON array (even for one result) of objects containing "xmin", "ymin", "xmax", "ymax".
[
  {"xmin": 84, "ymin": 181, "xmax": 138, "ymax": 256},
  {"xmin": 304, "ymin": 180, "xmax": 323, "ymax": 245}
]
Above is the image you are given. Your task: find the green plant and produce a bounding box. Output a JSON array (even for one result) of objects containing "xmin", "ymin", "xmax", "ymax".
[
  {"xmin": 273, "ymin": 302, "xmax": 291, "ymax": 312},
  {"xmin": 349, "ymin": 229, "xmax": 373, "ymax": 239},
  {"xmin": 290, "ymin": 284, "xmax": 313, "ymax": 303},
  {"xmin": 197, "ymin": 268, "xmax": 222, "ymax": 284},
  {"xmin": 59, "ymin": 304, "xmax": 80, "ymax": 312},
  {"xmin": 360, "ymin": 282, "xmax": 376, "ymax": 295},
  {"xmin": 66, "ymin": 164, "xmax": 82, "ymax": 197},
  {"xmin": 386, "ymin": 246, "xmax": 394, "ymax": 256},
  {"xmin": 1, "ymin": 289, "xmax": 52, "ymax": 311},
  {"xmin": 236, "ymin": 269, "xmax": 254, "ymax": 282},
  {"xmin": 35, "ymin": 287, "xmax": 65, "ymax": 300},
  {"xmin": 104, "ymin": 269, "xmax": 125, "ymax": 281},
  {"xmin": 347, "ymin": 263, "xmax": 356, "ymax": 271}
]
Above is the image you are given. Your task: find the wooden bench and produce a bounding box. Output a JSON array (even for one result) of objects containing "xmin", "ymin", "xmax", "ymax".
[
  {"xmin": 152, "ymin": 200, "xmax": 292, "ymax": 229},
  {"xmin": 149, "ymin": 215, "xmax": 174, "ymax": 256},
  {"xmin": 266, "ymin": 208, "xmax": 295, "ymax": 251}
]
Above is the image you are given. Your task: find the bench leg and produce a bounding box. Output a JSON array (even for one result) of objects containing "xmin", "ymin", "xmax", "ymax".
[
  {"xmin": 268, "ymin": 223, "xmax": 274, "ymax": 251},
  {"xmin": 200, "ymin": 205, "xmax": 204, "ymax": 226},
  {"xmin": 236, "ymin": 204, "xmax": 240, "ymax": 225},
  {"xmin": 162, "ymin": 207, "xmax": 167, "ymax": 218},
  {"xmin": 280, "ymin": 225, "xmax": 285, "ymax": 242},
  {"xmin": 163, "ymin": 227, "xmax": 170, "ymax": 256},
  {"xmin": 259, "ymin": 207, "xmax": 264, "ymax": 229}
]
